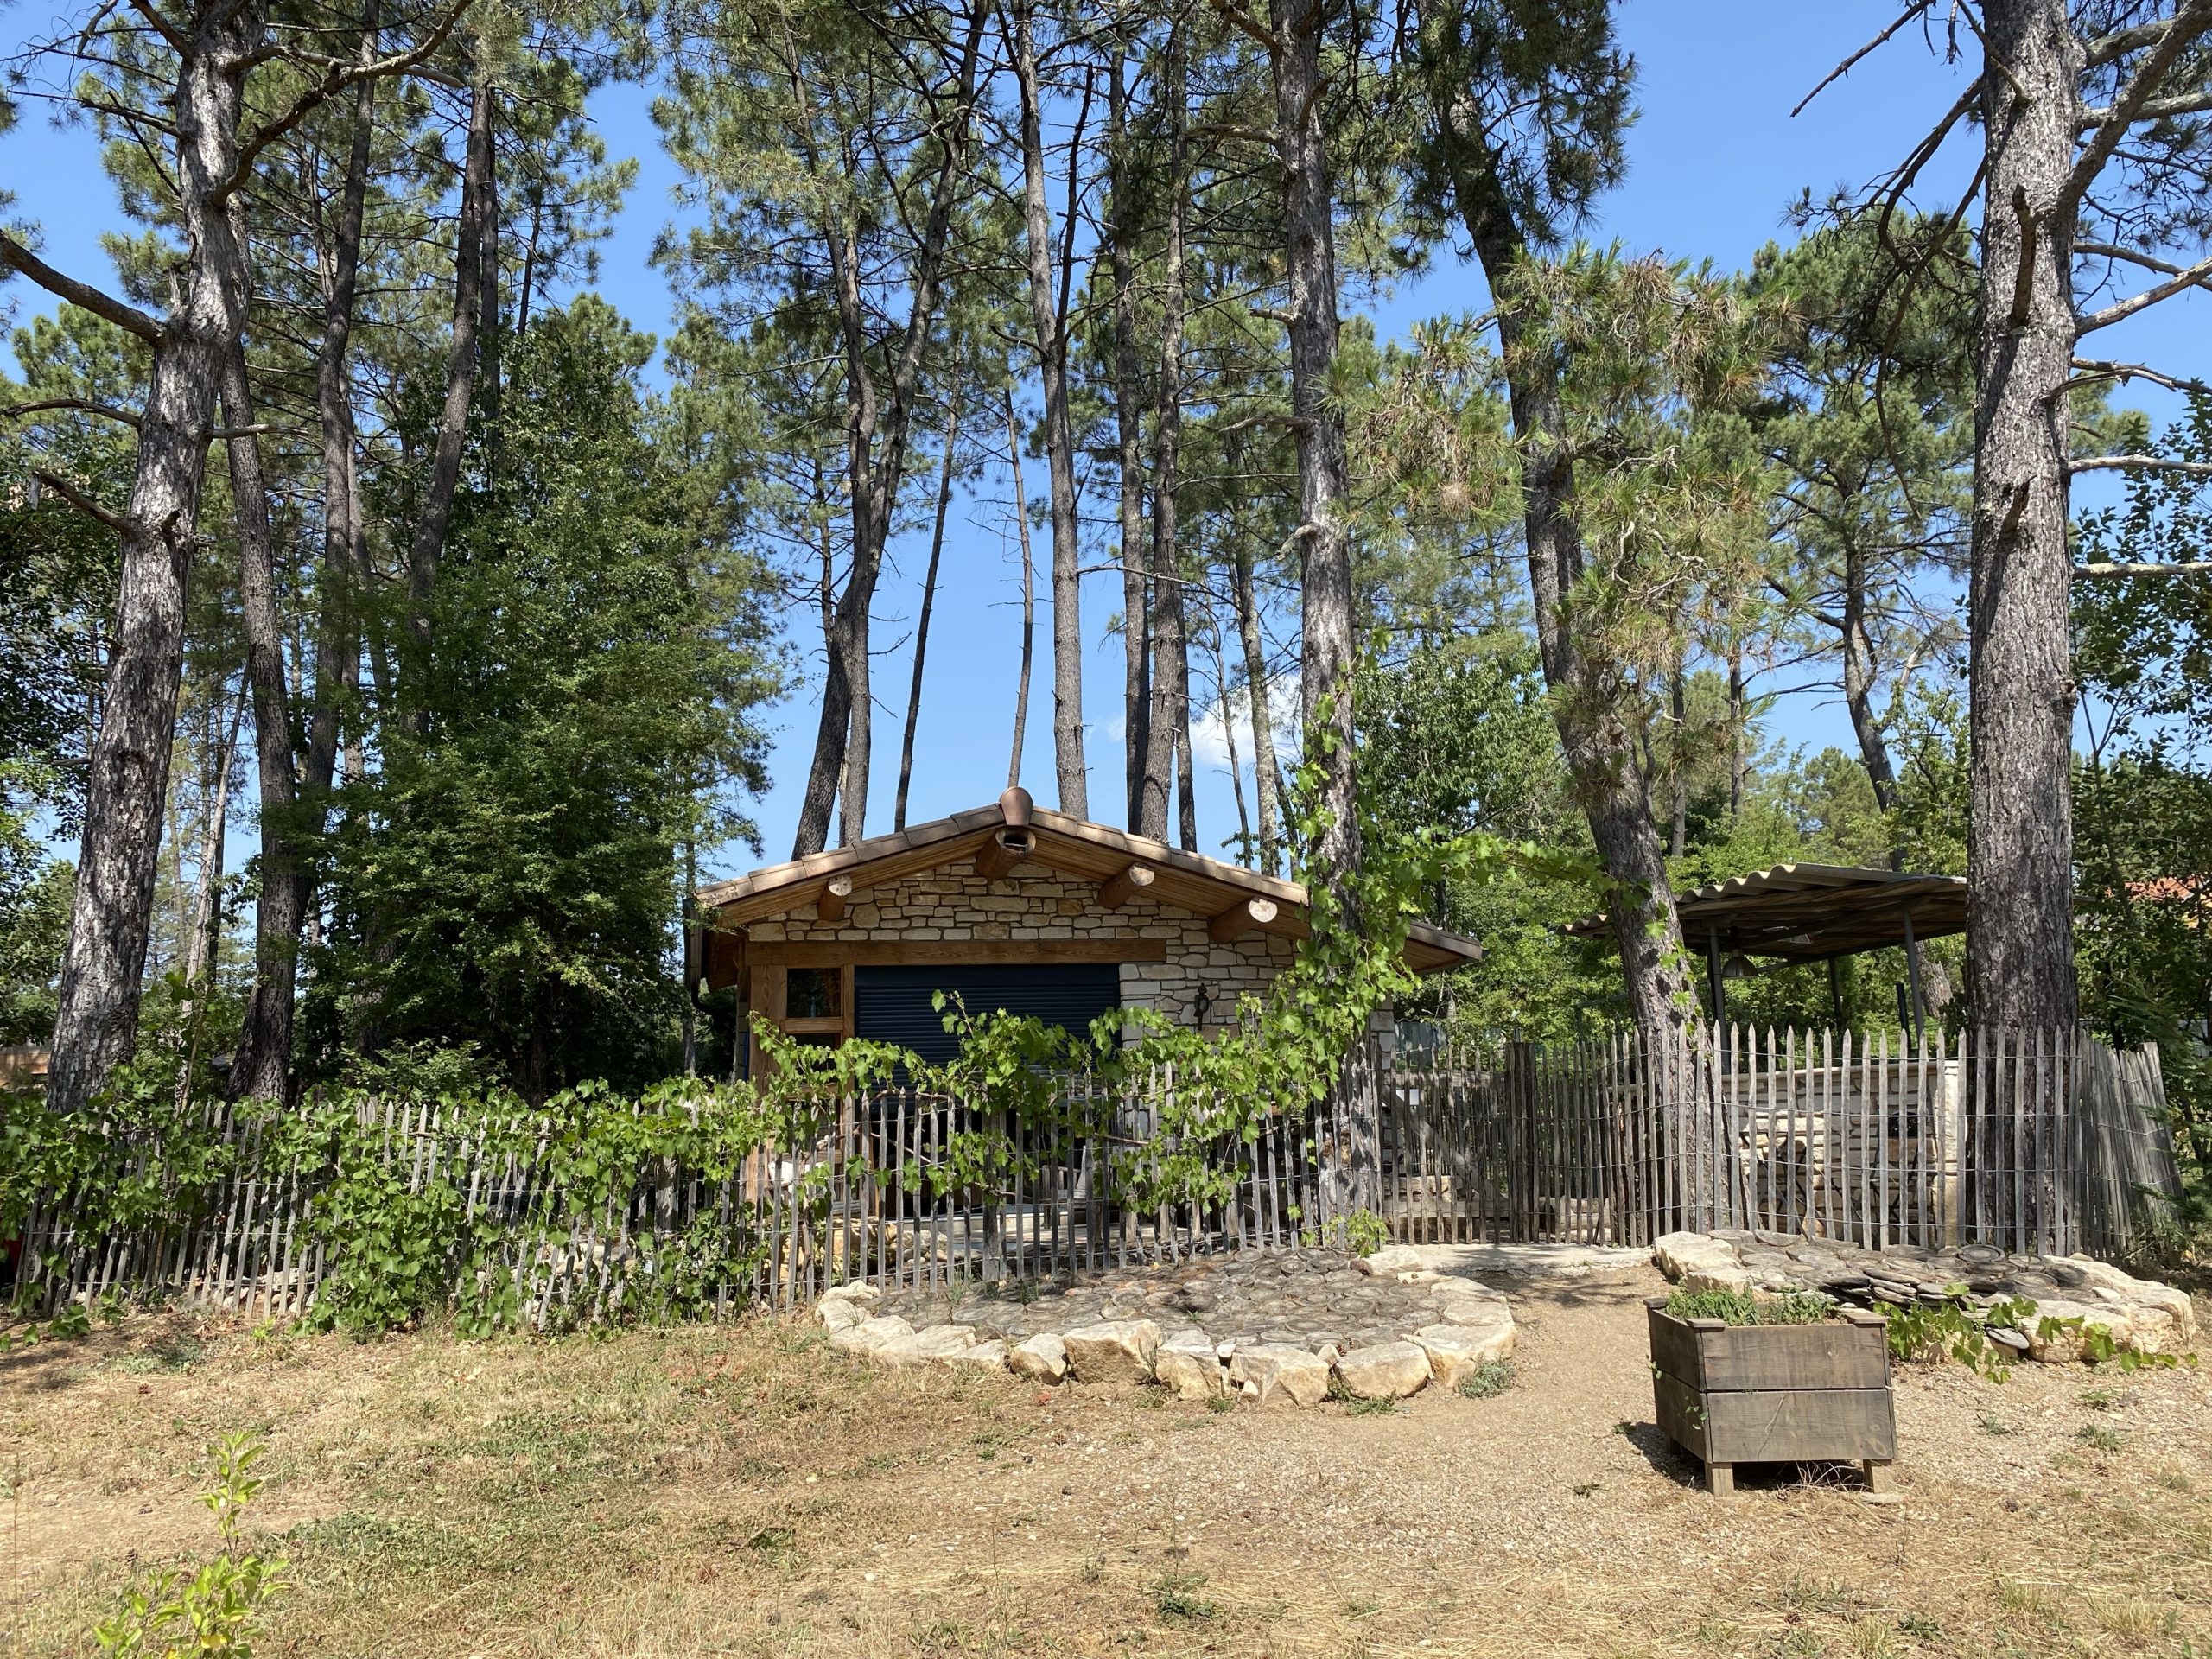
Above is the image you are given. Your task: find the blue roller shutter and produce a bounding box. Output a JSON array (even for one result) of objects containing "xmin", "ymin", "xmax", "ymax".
[{"xmin": 854, "ymin": 963, "xmax": 1121, "ymax": 1062}]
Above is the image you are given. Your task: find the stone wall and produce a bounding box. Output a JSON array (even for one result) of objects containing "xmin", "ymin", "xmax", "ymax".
[{"xmin": 745, "ymin": 861, "xmax": 1296, "ymax": 1028}]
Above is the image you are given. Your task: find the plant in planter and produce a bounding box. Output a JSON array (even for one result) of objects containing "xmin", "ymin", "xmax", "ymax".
[{"xmin": 1648, "ymin": 1289, "xmax": 1896, "ymax": 1499}]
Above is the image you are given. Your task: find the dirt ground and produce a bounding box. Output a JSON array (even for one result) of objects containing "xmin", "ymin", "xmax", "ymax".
[{"xmin": 3, "ymin": 1265, "xmax": 2208, "ymax": 1658}]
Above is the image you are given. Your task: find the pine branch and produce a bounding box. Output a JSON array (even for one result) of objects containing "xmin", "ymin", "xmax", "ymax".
[
  {"xmin": 3, "ymin": 397, "xmax": 142, "ymax": 428},
  {"xmin": 2077, "ymin": 251, "xmax": 2212, "ymax": 331},
  {"xmin": 29, "ymin": 468, "xmax": 131, "ymax": 533},
  {"xmin": 1791, "ymin": 1, "xmax": 1936, "ymax": 118},
  {"xmin": 2069, "ymin": 454, "xmax": 2212, "ymax": 476},
  {"xmin": 2063, "ymin": 0, "xmax": 2212, "ymax": 220},
  {"xmin": 0, "ymin": 232, "xmax": 163, "ymax": 342}
]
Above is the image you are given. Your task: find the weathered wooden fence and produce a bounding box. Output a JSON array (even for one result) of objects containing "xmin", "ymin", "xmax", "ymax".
[
  {"xmin": 4, "ymin": 1027, "xmax": 2183, "ymax": 1323},
  {"xmin": 1376, "ymin": 1026, "xmax": 2183, "ymax": 1262}
]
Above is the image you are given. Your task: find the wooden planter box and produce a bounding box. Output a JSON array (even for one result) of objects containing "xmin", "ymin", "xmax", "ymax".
[{"xmin": 1647, "ymin": 1299, "xmax": 1896, "ymax": 1497}]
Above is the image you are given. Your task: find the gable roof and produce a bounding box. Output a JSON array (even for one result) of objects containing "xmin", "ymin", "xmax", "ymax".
[
  {"xmin": 1563, "ymin": 862, "xmax": 1967, "ymax": 963},
  {"xmin": 696, "ymin": 788, "xmax": 1481, "ymax": 973}
]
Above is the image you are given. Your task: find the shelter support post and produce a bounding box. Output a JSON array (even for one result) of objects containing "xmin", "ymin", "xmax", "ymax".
[
  {"xmin": 1707, "ymin": 931, "xmax": 1726, "ymax": 1028},
  {"xmin": 1901, "ymin": 908, "xmax": 1925, "ymax": 1044}
]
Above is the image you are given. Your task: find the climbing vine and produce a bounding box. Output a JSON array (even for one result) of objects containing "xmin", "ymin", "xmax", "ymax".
[{"xmin": 4, "ymin": 711, "xmax": 1568, "ymax": 1336}]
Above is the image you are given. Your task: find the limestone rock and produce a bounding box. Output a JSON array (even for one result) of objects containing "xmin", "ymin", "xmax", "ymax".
[
  {"xmin": 1063, "ymin": 1319, "xmax": 1161, "ymax": 1384},
  {"xmin": 940, "ymin": 1339, "xmax": 1008, "ymax": 1371},
  {"xmin": 1653, "ymin": 1230, "xmax": 1752, "ymax": 1295},
  {"xmin": 1332, "ymin": 1340, "xmax": 1431, "ymax": 1400},
  {"xmin": 1430, "ymin": 1284, "xmax": 1515, "ymax": 1327},
  {"xmin": 874, "ymin": 1324, "xmax": 978, "ymax": 1369},
  {"xmin": 1155, "ymin": 1334, "xmax": 1227, "ymax": 1401},
  {"xmin": 830, "ymin": 1314, "xmax": 913, "ymax": 1356},
  {"xmin": 1229, "ymin": 1343, "xmax": 1330, "ymax": 1407},
  {"xmin": 1357, "ymin": 1246, "xmax": 1424, "ymax": 1279},
  {"xmin": 817, "ymin": 1296, "xmax": 872, "ymax": 1333},
  {"xmin": 1414, "ymin": 1321, "xmax": 1517, "ymax": 1385},
  {"xmin": 1009, "ymin": 1332, "xmax": 1069, "ymax": 1385}
]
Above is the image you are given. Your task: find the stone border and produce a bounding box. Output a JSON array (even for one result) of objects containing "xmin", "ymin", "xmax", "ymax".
[{"xmin": 816, "ymin": 1251, "xmax": 1520, "ymax": 1405}]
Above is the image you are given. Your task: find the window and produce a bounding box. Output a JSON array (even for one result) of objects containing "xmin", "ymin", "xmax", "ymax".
[{"xmin": 787, "ymin": 967, "xmax": 842, "ymax": 1020}]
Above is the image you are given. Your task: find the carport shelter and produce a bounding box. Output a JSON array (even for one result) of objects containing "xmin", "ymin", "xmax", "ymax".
[
  {"xmin": 1563, "ymin": 863, "xmax": 1967, "ymax": 1034},
  {"xmin": 693, "ymin": 787, "xmax": 1480, "ymax": 1076}
]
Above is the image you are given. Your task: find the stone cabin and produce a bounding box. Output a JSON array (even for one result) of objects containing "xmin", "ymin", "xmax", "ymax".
[{"xmin": 694, "ymin": 786, "xmax": 1479, "ymax": 1075}]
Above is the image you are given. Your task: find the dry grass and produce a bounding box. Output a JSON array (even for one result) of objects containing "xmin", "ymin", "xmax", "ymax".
[{"xmin": 3, "ymin": 1269, "xmax": 2209, "ymax": 1657}]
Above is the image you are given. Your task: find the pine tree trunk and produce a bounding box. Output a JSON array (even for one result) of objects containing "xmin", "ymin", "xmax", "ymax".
[
  {"xmin": 1230, "ymin": 526, "xmax": 1284, "ymax": 876},
  {"xmin": 181, "ymin": 684, "xmax": 245, "ymax": 990},
  {"xmin": 1108, "ymin": 49, "xmax": 1150, "ymax": 832},
  {"xmin": 1007, "ymin": 0, "xmax": 1086, "ymax": 817},
  {"xmin": 1454, "ymin": 181, "xmax": 1696, "ymax": 1050},
  {"xmin": 1007, "ymin": 391, "xmax": 1036, "ymax": 789},
  {"xmin": 896, "ymin": 393, "xmax": 961, "ymax": 831},
  {"xmin": 404, "ymin": 67, "xmax": 494, "ymax": 702},
  {"xmin": 221, "ymin": 346, "xmax": 304, "ymax": 1103},
  {"xmin": 1968, "ymin": 0, "xmax": 2082, "ymax": 1030},
  {"xmin": 302, "ymin": 32, "xmax": 376, "ymax": 814},
  {"xmin": 790, "ymin": 1, "xmax": 987, "ymax": 857},
  {"xmin": 1268, "ymin": 0, "xmax": 1359, "ymax": 905},
  {"xmin": 44, "ymin": 0, "xmax": 270, "ymax": 1118},
  {"xmin": 1838, "ymin": 540, "xmax": 1901, "ymax": 833},
  {"xmin": 1140, "ymin": 23, "xmax": 1189, "ymax": 844}
]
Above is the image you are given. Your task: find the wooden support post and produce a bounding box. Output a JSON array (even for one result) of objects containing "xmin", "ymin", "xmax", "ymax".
[
  {"xmin": 1706, "ymin": 1459, "xmax": 1736, "ymax": 1499},
  {"xmin": 1707, "ymin": 931, "xmax": 1726, "ymax": 1028},
  {"xmin": 1208, "ymin": 896, "xmax": 1278, "ymax": 944},
  {"xmin": 1098, "ymin": 861, "xmax": 1156, "ymax": 909},
  {"xmin": 976, "ymin": 828, "xmax": 1035, "ymax": 880},
  {"xmin": 816, "ymin": 875, "xmax": 854, "ymax": 923},
  {"xmin": 1863, "ymin": 1459, "xmax": 1894, "ymax": 1496},
  {"xmin": 1901, "ymin": 908, "xmax": 1926, "ymax": 1045}
]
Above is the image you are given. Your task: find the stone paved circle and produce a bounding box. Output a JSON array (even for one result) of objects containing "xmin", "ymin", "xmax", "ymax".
[{"xmin": 814, "ymin": 1244, "xmax": 1518, "ymax": 1404}]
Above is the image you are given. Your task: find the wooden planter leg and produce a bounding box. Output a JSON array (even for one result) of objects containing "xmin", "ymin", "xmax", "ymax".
[
  {"xmin": 1706, "ymin": 1459, "xmax": 1736, "ymax": 1499},
  {"xmin": 1863, "ymin": 1459, "xmax": 1894, "ymax": 1495}
]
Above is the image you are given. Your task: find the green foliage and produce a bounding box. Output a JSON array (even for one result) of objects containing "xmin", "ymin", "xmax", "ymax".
[
  {"xmin": 1662, "ymin": 1287, "xmax": 1832, "ymax": 1326},
  {"xmin": 315, "ymin": 300, "xmax": 774, "ymax": 1092},
  {"xmin": 1342, "ymin": 1210, "xmax": 1389, "ymax": 1259},
  {"xmin": 1152, "ymin": 1569, "xmax": 1216, "ymax": 1623},
  {"xmin": 95, "ymin": 1433, "xmax": 284, "ymax": 1658},
  {"xmin": 1457, "ymin": 1358, "xmax": 1515, "ymax": 1399}
]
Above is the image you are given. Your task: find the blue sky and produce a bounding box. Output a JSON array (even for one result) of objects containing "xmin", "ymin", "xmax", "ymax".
[{"xmin": 4, "ymin": 1, "xmax": 2202, "ymax": 880}]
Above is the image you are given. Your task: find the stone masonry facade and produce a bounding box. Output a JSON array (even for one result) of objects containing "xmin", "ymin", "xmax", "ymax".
[{"xmin": 745, "ymin": 861, "xmax": 1297, "ymax": 1029}]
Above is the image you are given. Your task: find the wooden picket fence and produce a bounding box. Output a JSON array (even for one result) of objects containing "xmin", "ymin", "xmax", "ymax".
[
  {"xmin": 1375, "ymin": 1026, "xmax": 2183, "ymax": 1262},
  {"xmin": 3, "ymin": 1026, "xmax": 2183, "ymax": 1325}
]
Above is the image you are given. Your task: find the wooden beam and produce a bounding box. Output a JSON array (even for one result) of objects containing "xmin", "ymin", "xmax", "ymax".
[
  {"xmin": 976, "ymin": 828, "xmax": 1036, "ymax": 880},
  {"xmin": 702, "ymin": 926, "xmax": 747, "ymax": 992},
  {"xmin": 816, "ymin": 874, "xmax": 854, "ymax": 923},
  {"xmin": 1208, "ymin": 897, "xmax": 1279, "ymax": 944},
  {"xmin": 1098, "ymin": 862, "xmax": 1156, "ymax": 909},
  {"xmin": 743, "ymin": 938, "xmax": 1166, "ymax": 969}
]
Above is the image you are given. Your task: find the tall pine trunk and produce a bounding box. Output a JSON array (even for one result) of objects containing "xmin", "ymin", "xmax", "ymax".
[
  {"xmin": 1268, "ymin": 0, "xmax": 1358, "ymax": 905},
  {"xmin": 302, "ymin": 32, "xmax": 377, "ymax": 810},
  {"xmin": 404, "ymin": 68, "xmax": 495, "ymax": 704},
  {"xmin": 1140, "ymin": 22, "xmax": 1189, "ymax": 844},
  {"xmin": 1230, "ymin": 522, "xmax": 1284, "ymax": 875},
  {"xmin": 1967, "ymin": 0, "xmax": 2082, "ymax": 1029},
  {"xmin": 896, "ymin": 392, "xmax": 961, "ymax": 830},
  {"xmin": 1108, "ymin": 49, "xmax": 1150, "ymax": 831},
  {"xmin": 43, "ymin": 0, "xmax": 270, "ymax": 1117},
  {"xmin": 790, "ymin": 0, "xmax": 987, "ymax": 856},
  {"xmin": 222, "ymin": 346, "xmax": 304, "ymax": 1103},
  {"xmin": 1007, "ymin": 0, "xmax": 1087, "ymax": 816}
]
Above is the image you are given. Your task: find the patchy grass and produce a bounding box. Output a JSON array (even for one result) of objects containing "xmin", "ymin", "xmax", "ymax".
[
  {"xmin": 4, "ymin": 1274, "xmax": 2209, "ymax": 1659},
  {"xmin": 1457, "ymin": 1358, "xmax": 1515, "ymax": 1399}
]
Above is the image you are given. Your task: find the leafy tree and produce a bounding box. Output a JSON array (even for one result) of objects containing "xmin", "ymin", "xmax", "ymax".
[{"xmin": 310, "ymin": 300, "xmax": 773, "ymax": 1093}]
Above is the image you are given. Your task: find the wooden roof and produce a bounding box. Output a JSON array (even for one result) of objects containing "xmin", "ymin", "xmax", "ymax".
[
  {"xmin": 1563, "ymin": 863, "xmax": 1967, "ymax": 963},
  {"xmin": 696, "ymin": 788, "xmax": 1481, "ymax": 974}
]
